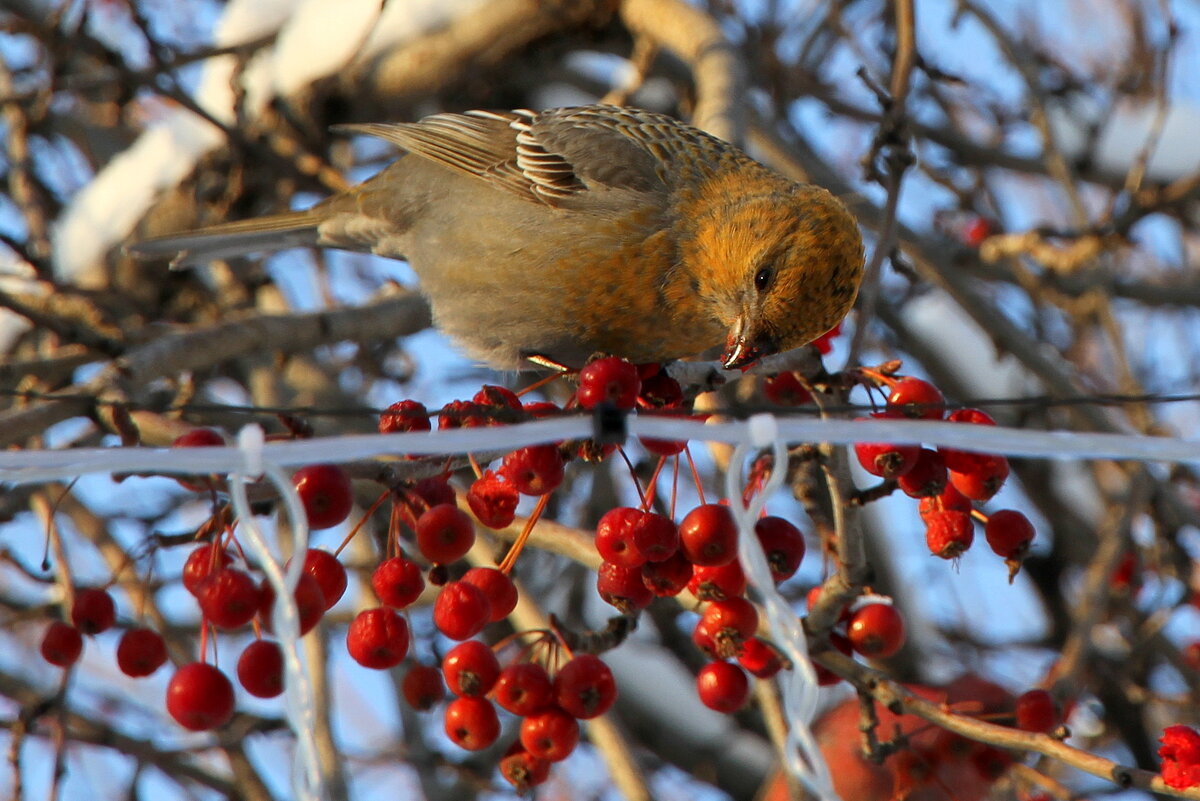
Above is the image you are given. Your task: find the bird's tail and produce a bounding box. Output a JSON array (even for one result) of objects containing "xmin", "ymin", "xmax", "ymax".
[{"xmin": 127, "ymin": 209, "xmax": 327, "ymax": 268}]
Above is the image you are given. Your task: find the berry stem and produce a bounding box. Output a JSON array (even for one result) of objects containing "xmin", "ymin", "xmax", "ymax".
[
  {"xmin": 498, "ymin": 494, "xmax": 551, "ymax": 575},
  {"xmin": 685, "ymin": 447, "xmax": 706, "ymax": 506},
  {"xmin": 334, "ymin": 489, "xmax": 389, "ymax": 557},
  {"xmin": 615, "ymin": 446, "xmax": 647, "ymax": 509},
  {"xmin": 641, "ymin": 456, "xmax": 668, "ymax": 511}
]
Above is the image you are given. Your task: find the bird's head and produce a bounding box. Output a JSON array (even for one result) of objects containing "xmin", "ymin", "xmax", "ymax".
[{"xmin": 681, "ymin": 182, "xmax": 864, "ymax": 369}]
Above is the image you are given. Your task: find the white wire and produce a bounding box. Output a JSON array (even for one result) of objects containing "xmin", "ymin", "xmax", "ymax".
[
  {"xmin": 1, "ymin": 415, "xmax": 1197, "ymax": 483},
  {"xmin": 724, "ymin": 414, "xmax": 841, "ymax": 801},
  {"xmin": 228, "ymin": 426, "xmax": 325, "ymax": 801}
]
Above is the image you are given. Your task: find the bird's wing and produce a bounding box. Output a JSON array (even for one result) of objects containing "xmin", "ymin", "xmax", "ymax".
[{"xmin": 337, "ymin": 106, "xmax": 701, "ymax": 206}]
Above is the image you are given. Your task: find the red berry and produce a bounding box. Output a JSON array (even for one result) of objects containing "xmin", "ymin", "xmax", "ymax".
[
  {"xmin": 962, "ymin": 216, "xmax": 993, "ymax": 247},
  {"xmin": 738, "ymin": 637, "xmax": 784, "ymax": 679},
  {"xmin": 411, "ymin": 475, "xmax": 456, "ymax": 509},
  {"xmin": 847, "ymin": 603, "xmax": 906, "ymax": 659},
  {"xmin": 500, "ymin": 445, "xmax": 565, "ymax": 496},
  {"xmin": 554, "ymin": 653, "xmax": 617, "ymax": 719},
  {"xmin": 116, "ymin": 627, "xmax": 167, "ymax": 677},
  {"xmin": 688, "ymin": 561, "xmax": 747, "ymax": 601},
  {"xmin": 438, "ymin": 400, "xmax": 488, "ymax": 429},
  {"xmin": 166, "ymin": 662, "xmax": 235, "ymax": 731},
  {"xmin": 466, "ymin": 471, "xmax": 519, "ymax": 529},
  {"xmin": 897, "ymin": 448, "xmax": 948, "ymax": 498},
  {"xmin": 461, "ymin": 567, "xmax": 518, "ymax": 622},
  {"xmin": 939, "ymin": 409, "xmax": 1007, "ymax": 493},
  {"xmin": 433, "ymin": 581, "xmax": 492, "ymax": 640},
  {"xmin": 182, "ymin": 544, "xmax": 232, "ymax": 596},
  {"xmin": 1182, "ymin": 641, "xmax": 1200, "ymax": 672},
  {"xmin": 197, "ymin": 568, "xmax": 261, "ymax": 629},
  {"xmin": 754, "ymin": 516, "xmax": 805, "ymax": 582},
  {"xmin": 641, "ymin": 551, "xmax": 693, "ymax": 597},
  {"xmin": 473, "ymin": 384, "xmax": 523, "ymax": 411},
  {"xmin": 694, "ymin": 597, "xmax": 759, "ymax": 658},
  {"xmin": 71, "ymin": 587, "xmax": 116, "ymax": 635},
  {"xmin": 40, "ymin": 621, "xmax": 83, "ymax": 667},
  {"xmin": 302, "ymin": 549, "xmax": 347, "ymax": 611},
  {"xmin": 763, "ymin": 371, "xmax": 811, "ymax": 405},
  {"xmin": 597, "ymin": 560, "xmax": 653, "ymax": 612},
  {"xmin": 442, "ymin": 640, "xmax": 500, "ymax": 697},
  {"xmin": 500, "ymin": 743, "xmax": 551, "ymax": 792},
  {"xmin": 237, "ymin": 640, "xmax": 284, "ymax": 698},
  {"xmin": 886, "ymin": 377, "xmax": 945, "ymax": 420},
  {"xmin": 634, "ymin": 512, "xmax": 680, "ymax": 562},
  {"xmin": 577, "ymin": 357, "xmax": 641, "ymax": 410},
  {"xmin": 949, "ymin": 456, "xmax": 1010, "ymax": 501},
  {"xmin": 1014, "ymin": 689, "xmax": 1059, "ymax": 733},
  {"xmin": 520, "ymin": 707, "xmax": 580, "ymax": 762},
  {"xmin": 293, "ymin": 464, "xmax": 354, "ymax": 529},
  {"xmin": 522, "ymin": 400, "xmax": 561, "ymax": 418},
  {"xmin": 854, "ymin": 413, "xmax": 920, "ymax": 478},
  {"xmin": 595, "ymin": 507, "xmax": 649, "ymax": 567},
  {"xmin": 811, "ymin": 322, "xmax": 841, "ymax": 354},
  {"xmin": 443, "ymin": 696, "xmax": 500, "ymax": 751},
  {"xmin": 679, "ymin": 504, "xmax": 739, "ymax": 567},
  {"xmin": 918, "ymin": 482, "xmax": 973, "ymax": 521},
  {"xmin": 402, "ymin": 664, "xmax": 445, "ymax": 710},
  {"xmin": 346, "ymin": 607, "xmax": 410, "ymax": 669},
  {"xmin": 171, "ymin": 427, "xmax": 225, "ymax": 490},
  {"xmin": 379, "ymin": 399, "xmax": 431, "ymax": 434},
  {"xmin": 415, "ymin": 503, "xmax": 475, "ymax": 564},
  {"xmin": 985, "ymin": 509, "xmax": 1035, "ymax": 559},
  {"xmin": 925, "ymin": 510, "xmax": 975, "ymax": 559},
  {"xmin": 258, "ymin": 573, "xmax": 325, "ymax": 635},
  {"xmin": 696, "ymin": 661, "xmax": 750, "ymax": 713},
  {"xmin": 494, "ymin": 662, "xmax": 554, "ymax": 716}
]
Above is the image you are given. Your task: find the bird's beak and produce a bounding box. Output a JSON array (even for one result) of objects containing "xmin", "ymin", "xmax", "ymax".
[{"xmin": 721, "ymin": 317, "xmax": 773, "ymax": 371}]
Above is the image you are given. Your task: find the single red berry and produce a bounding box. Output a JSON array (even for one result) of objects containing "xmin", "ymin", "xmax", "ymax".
[
  {"xmin": 637, "ymin": 367, "xmax": 683, "ymax": 408},
  {"xmin": 411, "ymin": 475, "xmax": 456, "ymax": 509},
  {"xmin": 597, "ymin": 560, "xmax": 653, "ymax": 612},
  {"xmin": 466, "ymin": 470, "xmax": 519, "ymax": 529},
  {"xmin": 293, "ymin": 463, "xmax": 354, "ymax": 529},
  {"xmin": 473, "ymin": 384, "xmax": 524, "ymax": 411},
  {"xmin": 847, "ymin": 603, "xmax": 906, "ymax": 659},
  {"xmin": 738, "ymin": 637, "xmax": 784, "ymax": 679},
  {"xmin": 925, "ymin": 510, "xmax": 975, "ymax": 559},
  {"xmin": 638, "ymin": 418, "xmax": 689, "ymax": 457},
  {"xmin": 688, "ymin": 561, "xmax": 747, "ymax": 601},
  {"xmin": 442, "ymin": 640, "xmax": 501, "ymax": 697},
  {"xmin": 237, "ymin": 640, "xmax": 284, "ymax": 698},
  {"xmin": 679, "ymin": 504, "xmax": 739, "ymax": 567},
  {"xmin": 949, "ymin": 456, "xmax": 1010, "ymax": 501},
  {"xmin": 40, "ymin": 621, "xmax": 83, "ymax": 667},
  {"xmin": 577, "ymin": 356, "xmax": 641, "ymax": 410},
  {"xmin": 494, "ymin": 662, "xmax": 554, "ymax": 716},
  {"xmin": 500, "ymin": 445, "xmax": 565, "ymax": 496},
  {"xmin": 634, "ymin": 512, "xmax": 680, "ymax": 562},
  {"xmin": 886, "ymin": 377, "xmax": 945, "ymax": 420},
  {"xmin": 438, "ymin": 399, "xmax": 488, "ymax": 429},
  {"xmin": 402, "ymin": 664, "xmax": 445, "ymax": 710},
  {"xmin": 1014, "ymin": 689, "xmax": 1059, "ymax": 733},
  {"xmin": 554, "ymin": 653, "xmax": 617, "ymax": 719},
  {"xmin": 694, "ymin": 597, "xmax": 759, "ymax": 658},
  {"xmin": 939, "ymin": 409, "xmax": 1003, "ymax": 474},
  {"xmin": 346, "ymin": 607, "xmax": 410, "ymax": 669},
  {"xmin": 302, "ymin": 549, "xmax": 347, "ymax": 611},
  {"xmin": 197, "ymin": 568, "xmax": 261, "ymax": 629},
  {"xmin": 520, "ymin": 707, "xmax": 580, "ymax": 762},
  {"xmin": 182, "ymin": 544, "xmax": 232, "ymax": 596},
  {"xmin": 258, "ymin": 573, "xmax": 326, "ymax": 635},
  {"xmin": 171, "ymin": 427, "xmax": 225, "ymax": 490},
  {"xmin": 918, "ymin": 482, "xmax": 973, "ymax": 521},
  {"xmin": 522, "ymin": 400, "xmax": 561, "ymax": 418},
  {"xmin": 166, "ymin": 662, "xmax": 235, "ymax": 731},
  {"xmin": 500, "ymin": 743, "xmax": 551, "ymax": 792},
  {"xmin": 962, "ymin": 216, "xmax": 993, "ymax": 247},
  {"xmin": 763, "ymin": 371, "xmax": 812, "ymax": 405},
  {"xmin": 1160, "ymin": 725, "xmax": 1200, "ymax": 790},
  {"xmin": 853, "ymin": 413, "xmax": 920, "ymax": 478},
  {"xmin": 754, "ymin": 516, "xmax": 805, "ymax": 582},
  {"xmin": 379, "ymin": 399, "xmax": 432, "ymax": 434},
  {"xmin": 897, "ymin": 448, "xmax": 948, "ymax": 498},
  {"xmin": 443, "ymin": 696, "xmax": 500, "ymax": 751},
  {"xmin": 415, "ymin": 503, "xmax": 476, "ymax": 564},
  {"xmin": 71, "ymin": 587, "xmax": 116, "ymax": 635},
  {"xmin": 696, "ymin": 661, "xmax": 750, "ymax": 713},
  {"xmin": 985, "ymin": 509, "xmax": 1035, "ymax": 559},
  {"xmin": 461, "ymin": 567, "xmax": 518, "ymax": 622},
  {"xmin": 116, "ymin": 627, "xmax": 167, "ymax": 677},
  {"xmin": 433, "ymin": 581, "xmax": 492, "ymax": 640},
  {"xmin": 641, "ymin": 551, "xmax": 693, "ymax": 597},
  {"xmin": 595, "ymin": 507, "xmax": 649, "ymax": 567},
  {"xmin": 371, "ymin": 557, "xmax": 425, "ymax": 609}
]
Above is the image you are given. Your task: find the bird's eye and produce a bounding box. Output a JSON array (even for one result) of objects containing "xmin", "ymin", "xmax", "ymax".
[{"xmin": 754, "ymin": 266, "xmax": 773, "ymax": 293}]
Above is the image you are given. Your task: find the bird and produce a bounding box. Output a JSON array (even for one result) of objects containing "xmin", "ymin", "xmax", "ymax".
[{"xmin": 131, "ymin": 105, "xmax": 864, "ymax": 371}]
